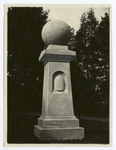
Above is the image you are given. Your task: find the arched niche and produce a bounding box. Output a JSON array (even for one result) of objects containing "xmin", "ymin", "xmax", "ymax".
[{"xmin": 53, "ymin": 71, "xmax": 66, "ymax": 94}]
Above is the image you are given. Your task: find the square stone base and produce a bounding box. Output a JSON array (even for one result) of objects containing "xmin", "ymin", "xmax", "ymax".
[{"xmin": 34, "ymin": 125, "xmax": 84, "ymax": 141}]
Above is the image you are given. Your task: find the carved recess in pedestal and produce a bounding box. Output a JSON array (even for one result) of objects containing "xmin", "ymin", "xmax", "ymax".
[{"xmin": 53, "ymin": 71, "xmax": 66, "ymax": 94}]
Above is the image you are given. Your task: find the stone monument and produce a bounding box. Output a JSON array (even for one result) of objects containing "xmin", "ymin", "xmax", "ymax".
[{"xmin": 34, "ymin": 20, "xmax": 84, "ymax": 141}]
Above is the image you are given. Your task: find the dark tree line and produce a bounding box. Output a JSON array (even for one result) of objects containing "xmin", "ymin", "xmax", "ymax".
[
  {"xmin": 8, "ymin": 7, "xmax": 49, "ymax": 112},
  {"xmin": 69, "ymin": 8, "xmax": 109, "ymax": 117}
]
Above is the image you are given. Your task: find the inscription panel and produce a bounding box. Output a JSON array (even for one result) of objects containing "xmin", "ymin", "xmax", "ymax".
[
  {"xmin": 48, "ymin": 102, "xmax": 72, "ymax": 116},
  {"xmin": 49, "ymin": 94, "xmax": 72, "ymax": 103}
]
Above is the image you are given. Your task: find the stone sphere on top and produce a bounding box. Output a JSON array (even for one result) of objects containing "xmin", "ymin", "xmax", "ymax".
[{"xmin": 41, "ymin": 20, "xmax": 71, "ymax": 45}]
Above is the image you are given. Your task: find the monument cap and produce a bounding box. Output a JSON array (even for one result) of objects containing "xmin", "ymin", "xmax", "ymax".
[{"xmin": 42, "ymin": 20, "xmax": 71, "ymax": 45}]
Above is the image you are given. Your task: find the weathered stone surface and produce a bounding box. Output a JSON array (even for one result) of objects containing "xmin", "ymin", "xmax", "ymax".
[
  {"xmin": 42, "ymin": 20, "xmax": 71, "ymax": 45},
  {"xmin": 54, "ymin": 75, "xmax": 65, "ymax": 92},
  {"xmin": 40, "ymin": 61, "xmax": 74, "ymax": 117},
  {"xmin": 37, "ymin": 117, "xmax": 79, "ymax": 128},
  {"xmin": 34, "ymin": 43, "xmax": 84, "ymax": 141},
  {"xmin": 39, "ymin": 45, "xmax": 76, "ymax": 64},
  {"xmin": 34, "ymin": 125, "xmax": 84, "ymax": 141}
]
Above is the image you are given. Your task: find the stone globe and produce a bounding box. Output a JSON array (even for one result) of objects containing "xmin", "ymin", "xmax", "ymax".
[{"xmin": 41, "ymin": 20, "xmax": 71, "ymax": 45}]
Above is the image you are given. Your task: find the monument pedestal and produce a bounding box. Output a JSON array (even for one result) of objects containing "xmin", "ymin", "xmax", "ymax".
[
  {"xmin": 34, "ymin": 45, "xmax": 84, "ymax": 141},
  {"xmin": 34, "ymin": 125, "xmax": 84, "ymax": 141}
]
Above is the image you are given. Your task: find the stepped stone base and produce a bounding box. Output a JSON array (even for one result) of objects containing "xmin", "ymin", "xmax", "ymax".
[
  {"xmin": 37, "ymin": 117, "xmax": 79, "ymax": 128},
  {"xmin": 34, "ymin": 125, "xmax": 84, "ymax": 141}
]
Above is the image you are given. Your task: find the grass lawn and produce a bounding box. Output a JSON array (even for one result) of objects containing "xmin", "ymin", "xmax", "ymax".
[{"xmin": 7, "ymin": 113, "xmax": 109, "ymax": 144}]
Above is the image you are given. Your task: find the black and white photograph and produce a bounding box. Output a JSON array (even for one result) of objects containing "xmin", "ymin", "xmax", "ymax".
[{"xmin": 3, "ymin": 3, "xmax": 112, "ymax": 147}]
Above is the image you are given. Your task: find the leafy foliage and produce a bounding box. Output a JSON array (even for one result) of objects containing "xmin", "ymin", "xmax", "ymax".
[{"xmin": 70, "ymin": 8, "xmax": 109, "ymax": 117}]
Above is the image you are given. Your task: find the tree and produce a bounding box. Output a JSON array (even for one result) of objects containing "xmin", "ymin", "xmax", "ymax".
[
  {"xmin": 95, "ymin": 13, "xmax": 109, "ymax": 107},
  {"xmin": 70, "ymin": 8, "xmax": 109, "ymax": 117},
  {"xmin": 8, "ymin": 7, "xmax": 49, "ymax": 112}
]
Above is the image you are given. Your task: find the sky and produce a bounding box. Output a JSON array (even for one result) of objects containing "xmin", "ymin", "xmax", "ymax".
[{"xmin": 42, "ymin": 5, "xmax": 110, "ymax": 32}]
